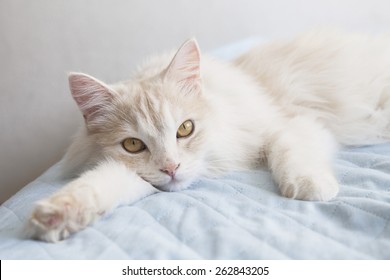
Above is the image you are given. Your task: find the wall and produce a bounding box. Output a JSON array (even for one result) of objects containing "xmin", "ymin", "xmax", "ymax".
[{"xmin": 1, "ymin": 0, "xmax": 390, "ymax": 203}]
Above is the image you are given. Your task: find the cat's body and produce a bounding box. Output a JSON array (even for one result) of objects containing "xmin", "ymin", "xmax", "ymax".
[
  {"xmin": 237, "ymin": 31, "xmax": 390, "ymax": 145},
  {"xmin": 27, "ymin": 31, "xmax": 390, "ymax": 242}
]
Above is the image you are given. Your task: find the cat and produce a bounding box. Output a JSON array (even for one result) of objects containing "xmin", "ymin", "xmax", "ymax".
[{"xmin": 27, "ymin": 30, "xmax": 390, "ymax": 242}]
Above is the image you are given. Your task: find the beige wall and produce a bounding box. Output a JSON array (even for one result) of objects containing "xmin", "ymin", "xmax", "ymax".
[{"xmin": 1, "ymin": 0, "xmax": 390, "ymax": 204}]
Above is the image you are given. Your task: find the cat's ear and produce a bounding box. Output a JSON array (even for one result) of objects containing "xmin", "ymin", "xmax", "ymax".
[
  {"xmin": 164, "ymin": 38, "xmax": 201, "ymax": 93},
  {"xmin": 68, "ymin": 72, "xmax": 114, "ymax": 122}
]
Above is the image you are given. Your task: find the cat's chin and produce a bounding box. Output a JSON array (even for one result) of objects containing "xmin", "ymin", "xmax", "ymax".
[{"xmin": 154, "ymin": 178, "xmax": 193, "ymax": 192}]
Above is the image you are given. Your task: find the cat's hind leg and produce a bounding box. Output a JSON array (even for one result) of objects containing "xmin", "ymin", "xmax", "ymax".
[
  {"xmin": 265, "ymin": 116, "xmax": 339, "ymax": 201},
  {"xmin": 26, "ymin": 159, "xmax": 158, "ymax": 242}
]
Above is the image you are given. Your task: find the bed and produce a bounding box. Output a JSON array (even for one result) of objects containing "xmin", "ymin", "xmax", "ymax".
[{"xmin": 1, "ymin": 39, "xmax": 389, "ymax": 260}]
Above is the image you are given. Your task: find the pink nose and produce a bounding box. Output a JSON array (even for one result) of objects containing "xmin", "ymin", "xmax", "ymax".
[{"xmin": 160, "ymin": 163, "xmax": 180, "ymax": 178}]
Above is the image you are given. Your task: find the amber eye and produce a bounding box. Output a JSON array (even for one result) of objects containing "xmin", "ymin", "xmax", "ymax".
[
  {"xmin": 122, "ymin": 138, "xmax": 146, "ymax": 153},
  {"xmin": 177, "ymin": 120, "xmax": 194, "ymax": 138}
]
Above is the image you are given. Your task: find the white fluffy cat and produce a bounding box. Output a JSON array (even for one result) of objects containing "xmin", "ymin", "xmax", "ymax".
[{"xmin": 27, "ymin": 31, "xmax": 390, "ymax": 242}]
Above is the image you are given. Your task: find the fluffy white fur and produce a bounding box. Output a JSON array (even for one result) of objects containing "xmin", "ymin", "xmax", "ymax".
[
  {"xmin": 27, "ymin": 31, "xmax": 390, "ymax": 242},
  {"xmin": 27, "ymin": 159, "xmax": 157, "ymax": 242}
]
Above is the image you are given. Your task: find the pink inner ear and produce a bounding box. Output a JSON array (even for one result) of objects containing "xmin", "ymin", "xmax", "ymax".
[
  {"xmin": 68, "ymin": 73, "xmax": 113, "ymax": 121},
  {"xmin": 165, "ymin": 38, "xmax": 201, "ymax": 91}
]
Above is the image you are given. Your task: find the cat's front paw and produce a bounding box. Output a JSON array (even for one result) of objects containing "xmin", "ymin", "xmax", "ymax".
[
  {"xmin": 279, "ymin": 172, "xmax": 339, "ymax": 201},
  {"xmin": 26, "ymin": 193, "xmax": 97, "ymax": 242}
]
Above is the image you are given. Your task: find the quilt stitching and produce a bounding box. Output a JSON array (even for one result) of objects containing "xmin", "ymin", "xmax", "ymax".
[
  {"xmin": 225, "ymin": 184, "xmax": 373, "ymax": 258},
  {"xmin": 168, "ymin": 190, "xmax": 292, "ymax": 259}
]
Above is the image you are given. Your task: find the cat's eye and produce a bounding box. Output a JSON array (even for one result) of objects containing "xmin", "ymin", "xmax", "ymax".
[
  {"xmin": 177, "ymin": 120, "xmax": 194, "ymax": 138},
  {"xmin": 122, "ymin": 138, "xmax": 146, "ymax": 153}
]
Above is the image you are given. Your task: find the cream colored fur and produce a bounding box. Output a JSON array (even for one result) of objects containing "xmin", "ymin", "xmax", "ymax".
[{"xmin": 27, "ymin": 31, "xmax": 390, "ymax": 242}]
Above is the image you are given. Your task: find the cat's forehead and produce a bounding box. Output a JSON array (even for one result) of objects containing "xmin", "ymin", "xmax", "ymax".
[
  {"xmin": 114, "ymin": 81, "xmax": 182, "ymax": 137},
  {"xmin": 135, "ymin": 89, "xmax": 175, "ymax": 134}
]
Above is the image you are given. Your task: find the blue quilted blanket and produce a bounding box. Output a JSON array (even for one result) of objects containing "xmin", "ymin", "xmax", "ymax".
[
  {"xmin": 1, "ymin": 40, "xmax": 389, "ymax": 259},
  {"xmin": 1, "ymin": 144, "xmax": 389, "ymax": 259}
]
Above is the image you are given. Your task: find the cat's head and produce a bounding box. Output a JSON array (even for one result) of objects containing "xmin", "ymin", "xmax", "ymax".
[{"xmin": 68, "ymin": 39, "xmax": 211, "ymax": 191}]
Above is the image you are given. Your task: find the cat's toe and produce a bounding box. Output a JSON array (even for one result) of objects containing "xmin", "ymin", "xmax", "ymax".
[
  {"xmin": 26, "ymin": 195, "xmax": 77, "ymax": 242},
  {"xmin": 27, "ymin": 207, "xmax": 64, "ymax": 242},
  {"xmin": 281, "ymin": 174, "xmax": 339, "ymax": 201}
]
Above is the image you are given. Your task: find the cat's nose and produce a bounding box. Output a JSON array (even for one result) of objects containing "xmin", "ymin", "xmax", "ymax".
[{"xmin": 160, "ymin": 163, "xmax": 180, "ymax": 178}]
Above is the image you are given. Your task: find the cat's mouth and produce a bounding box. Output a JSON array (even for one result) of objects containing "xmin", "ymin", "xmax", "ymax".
[{"xmin": 140, "ymin": 168, "xmax": 197, "ymax": 192}]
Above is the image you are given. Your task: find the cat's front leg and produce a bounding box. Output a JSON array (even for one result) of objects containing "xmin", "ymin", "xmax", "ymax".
[
  {"xmin": 26, "ymin": 159, "xmax": 158, "ymax": 242},
  {"xmin": 265, "ymin": 116, "xmax": 339, "ymax": 201}
]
